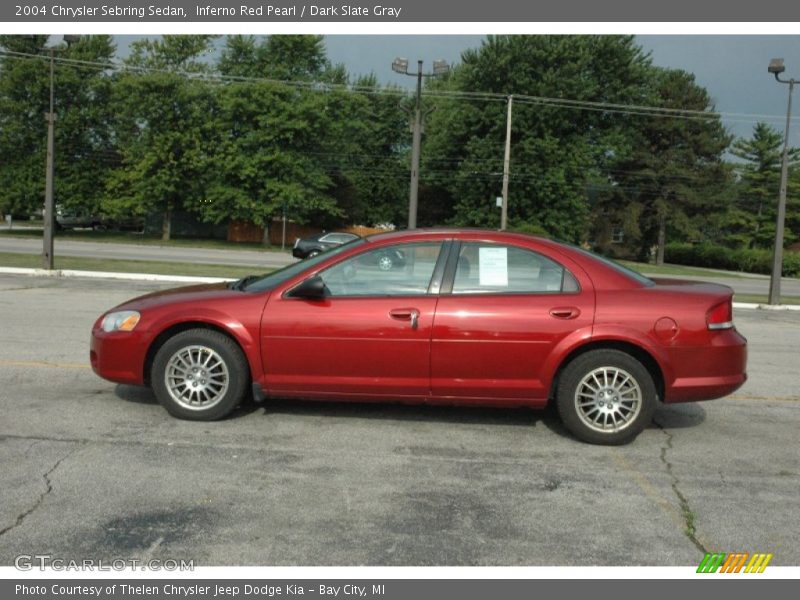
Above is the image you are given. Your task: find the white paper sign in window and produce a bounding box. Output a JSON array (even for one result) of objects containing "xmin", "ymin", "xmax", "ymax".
[{"xmin": 478, "ymin": 246, "xmax": 508, "ymax": 286}]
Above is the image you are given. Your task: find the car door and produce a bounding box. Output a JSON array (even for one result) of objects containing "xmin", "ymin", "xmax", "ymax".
[
  {"xmin": 430, "ymin": 241, "xmax": 594, "ymax": 403},
  {"xmin": 261, "ymin": 241, "xmax": 448, "ymax": 399}
]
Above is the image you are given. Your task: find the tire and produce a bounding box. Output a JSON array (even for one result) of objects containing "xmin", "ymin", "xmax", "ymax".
[
  {"xmin": 307, "ymin": 250, "xmax": 320, "ymax": 259},
  {"xmin": 556, "ymin": 349, "xmax": 657, "ymax": 445},
  {"xmin": 151, "ymin": 329, "xmax": 249, "ymax": 421}
]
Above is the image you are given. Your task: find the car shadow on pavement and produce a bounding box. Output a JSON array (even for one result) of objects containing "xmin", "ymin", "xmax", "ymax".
[
  {"xmin": 111, "ymin": 384, "xmax": 707, "ymax": 435},
  {"xmin": 257, "ymin": 397, "xmax": 550, "ymax": 429},
  {"xmin": 652, "ymin": 402, "xmax": 707, "ymax": 429},
  {"xmin": 113, "ymin": 384, "xmax": 267, "ymax": 418},
  {"xmin": 114, "ymin": 384, "xmax": 158, "ymax": 405}
]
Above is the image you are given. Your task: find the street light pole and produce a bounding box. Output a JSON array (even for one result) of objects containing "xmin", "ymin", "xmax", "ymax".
[
  {"xmin": 40, "ymin": 36, "xmax": 79, "ymax": 270},
  {"xmin": 392, "ymin": 57, "xmax": 450, "ymax": 229},
  {"xmin": 42, "ymin": 47, "xmax": 56, "ymax": 270},
  {"xmin": 767, "ymin": 58, "xmax": 796, "ymax": 305},
  {"xmin": 408, "ymin": 60, "xmax": 424, "ymax": 230}
]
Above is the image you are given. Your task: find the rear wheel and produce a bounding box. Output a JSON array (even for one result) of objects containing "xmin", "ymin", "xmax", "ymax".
[
  {"xmin": 151, "ymin": 329, "xmax": 249, "ymax": 421},
  {"xmin": 556, "ymin": 349, "xmax": 657, "ymax": 445}
]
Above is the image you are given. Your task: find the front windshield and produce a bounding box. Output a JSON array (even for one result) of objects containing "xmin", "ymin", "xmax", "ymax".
[{"xmin": 242, "ymin": 238, "xmax": 366, "ymax": 292}]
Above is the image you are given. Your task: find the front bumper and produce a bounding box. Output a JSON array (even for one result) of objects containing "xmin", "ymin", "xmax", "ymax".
[{"xmin": 90, "ymin": 328, "xmax": 149, "ymax": 385}]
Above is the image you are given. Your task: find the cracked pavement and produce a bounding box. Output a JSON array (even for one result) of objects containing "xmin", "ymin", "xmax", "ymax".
[{"xmin": 0, "ymin": 273, "xmax": 799, "ymax": 565}]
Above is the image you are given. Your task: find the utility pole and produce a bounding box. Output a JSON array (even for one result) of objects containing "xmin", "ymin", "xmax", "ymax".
[
  {"xmin": 767, "ymin": 58, "xmax": 796, "ymax": 305},
  {"xmin": 500, "ymin": 95, "xmax": 513, "ymax": 231},
  {"xmin": 391, "ymin": 57, "xmax": 450, "ymax": 229},
  {"xmin": 42, "ymin": 47, "xmax": 56, "ymax": 270}
]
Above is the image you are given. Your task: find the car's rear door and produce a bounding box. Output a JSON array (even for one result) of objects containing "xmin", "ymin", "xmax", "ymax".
[
  {"xmin": 261, "ymin": 240, "xmax": 449, "ymax": 399},
  {"xmin": 430, "ymin": 241, "xmax": 594, "ymax": 403}
]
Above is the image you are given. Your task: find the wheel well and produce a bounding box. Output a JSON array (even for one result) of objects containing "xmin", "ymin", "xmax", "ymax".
[
  {"xmin": 549, "ymin": 340, "xmax": 665, "ymax": 404},
  {"xmin": 143, "ymin": 321, "xmax": 249, "ymax": 385}
]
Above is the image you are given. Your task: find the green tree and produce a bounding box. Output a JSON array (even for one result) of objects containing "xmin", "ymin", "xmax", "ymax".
[
  {"xmin": 331, "ymin": 74, "xmax": 409, "ymax": 227},
  {"xmin": 219, "ymin": 35, "xmax": 346, "ymax": 83},
  {"xmin": 0, "ymin": 35, "xmax": 116, "ymax": 219},
  {"xmin": 422, "ymin": 35, "xmax": 652, "ymax": 241},
  {"xmin": 212, "ymin": 37, "xmax": 406, "ymax": 236},
  {"xmin": 595, "ymin": 68, "xmax": 734, "ymax": 263},
  {"xmin": 199, "ymin": 81, "xmax": 347, "ymax": 240},
  {"xmin": 106, "ymin": 36, "xmax": 218, "ymax": 240},
  {"xmin": 729, "ymin": 122, "xmax": 799, "ymax": 248}
]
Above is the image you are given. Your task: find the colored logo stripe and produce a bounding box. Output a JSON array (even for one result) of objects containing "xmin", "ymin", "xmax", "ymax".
[
  {"xmin": 697, "ymin": 553, "xmax": 726, "ymax": 573},
  {"xmin": 720, "ymin": 553, "xmax": 748, "ymax": 573},
  {"xmin": 744, "ymin": 553, "xmax": 773, "ymax": 573},
  {"xmin": 697, "ymin": 552, "xmax": 773, "ymax": 573}
]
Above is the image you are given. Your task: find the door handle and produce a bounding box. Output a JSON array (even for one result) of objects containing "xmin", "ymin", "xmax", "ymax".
[
  {"xmin": 389, "ymin": 308, "xmax": 420, "ymax": 330},
  {"xmin": 549, "ymin": 307, "xmax": 580, "ymax": 319}
]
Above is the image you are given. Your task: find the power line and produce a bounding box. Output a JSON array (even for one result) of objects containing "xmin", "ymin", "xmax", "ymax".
[{"xmin": 1, "ymin": 48, "xmax": 797, "ymax": 125}]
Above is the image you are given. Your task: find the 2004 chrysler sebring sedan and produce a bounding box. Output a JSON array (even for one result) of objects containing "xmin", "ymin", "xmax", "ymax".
[{"xmin": 91, "ymin": 229, "xmax": 747, "ymax": 445}]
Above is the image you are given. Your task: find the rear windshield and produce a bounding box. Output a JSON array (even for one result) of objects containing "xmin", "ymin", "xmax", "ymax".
[{"xmin": 570, "ymin": 246, "xmax": 655, "ymax": 287}]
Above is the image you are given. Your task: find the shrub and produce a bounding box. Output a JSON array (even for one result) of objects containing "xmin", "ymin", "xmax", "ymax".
[{"xmin": 664, "ymin": 243, "xmax": 800, "ymax": 277}]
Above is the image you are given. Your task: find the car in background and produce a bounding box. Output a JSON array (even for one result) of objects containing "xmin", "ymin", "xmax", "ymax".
[
  {"xmin": 91, "ymin": 229, "xmax": 747, "ymax": 445},
  {"xmin": 56, "ymin": 206, "xmax": 105, "ymax": 231},
  {"xmin": 54, "ymin": 205, "xmax": 144, "ymax": 232},
  {"xmin": 292, "ymin": 231, "xmax": 360, "ymax": 259}
]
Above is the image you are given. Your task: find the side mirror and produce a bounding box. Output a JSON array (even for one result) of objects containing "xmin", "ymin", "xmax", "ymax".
[{"xmin": 288, "ymin": 275, "xmax": 328, "ymax": 300}]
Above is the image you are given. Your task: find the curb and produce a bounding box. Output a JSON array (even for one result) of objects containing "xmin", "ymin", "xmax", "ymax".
[
  {"xmin": 2, "ymin": 266, "xmax": 800, "ymax": 311},
  {"xmin": 0, "ymin": 266, "xmax": 231, "ymax": 284}
]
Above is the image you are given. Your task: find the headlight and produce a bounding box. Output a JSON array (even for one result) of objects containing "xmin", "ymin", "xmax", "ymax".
[{"xmin": 101, "ymin": 310, "xmax": 141, "ymax": 332}]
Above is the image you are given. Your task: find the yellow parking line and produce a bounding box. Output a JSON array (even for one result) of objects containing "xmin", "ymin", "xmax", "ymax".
[
  {"xmin": 728, "ymin": 394, "xmax": 800, "ymax": 402},
  {"xmin": 0, "ymin": 359, "xmax": 90, "ymax": 370}
]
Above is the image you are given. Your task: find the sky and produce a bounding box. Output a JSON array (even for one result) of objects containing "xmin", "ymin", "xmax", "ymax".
[{"xmin": 115, "ymin": 34, "xmax": 800, "ymax": 148}]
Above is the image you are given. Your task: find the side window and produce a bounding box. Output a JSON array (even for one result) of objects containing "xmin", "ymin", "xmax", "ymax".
[
  {"xmin": 320, "ymin": 242, "xmax": 442, "ymax": 297},
  {"xmin": 452, "ymin": 243, "xmax": 579, "ymax": 294}
]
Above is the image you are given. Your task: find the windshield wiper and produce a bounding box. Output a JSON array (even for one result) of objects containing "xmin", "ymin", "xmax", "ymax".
[{"xmin": 230, "ymin": 275, "xmax": 260, "ymax": 291}]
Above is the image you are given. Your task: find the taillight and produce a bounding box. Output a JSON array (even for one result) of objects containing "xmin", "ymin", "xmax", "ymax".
[{"xmin": 707, "ymin": 299, "xmax": 733, "ymax": 330}]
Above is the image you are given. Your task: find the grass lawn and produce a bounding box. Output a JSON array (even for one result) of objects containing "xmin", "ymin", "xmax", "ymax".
[
  {"xmin": 732, "ymin": 293, "xmax": 800, "ymax": 306},
  {"xmin": 619, "ymin": 260, "xmax": 746, "ymax": 279},
  {"xmin": 0, "ymin": 252, "xmax": 269, "ymax": 279},
  {"xmin": 0, "ymin": 228, "xmax": 291, "ymax": 253}
]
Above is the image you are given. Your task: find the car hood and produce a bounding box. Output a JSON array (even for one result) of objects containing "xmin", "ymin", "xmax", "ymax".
[{"xmin": 112, "ymin": 281, "xmax": 237, "ymax": 312}]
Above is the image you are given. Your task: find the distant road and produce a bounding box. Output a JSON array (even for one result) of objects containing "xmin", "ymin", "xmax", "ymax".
[
  {"xmin": 642, "ymin": 273, "xmax": 800, "ymax": 297},
  {"xmin": 1, "ymin": 235, "xmax": 798, "ymax": 297},
  {"xmin": 0, "ymin": 236, "xmax": 297, "ymax": 269}
]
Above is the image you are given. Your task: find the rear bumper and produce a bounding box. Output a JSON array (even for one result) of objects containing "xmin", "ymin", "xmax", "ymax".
[
  {"xmin": 90, "ymin": 328, "xmax": 149, "ymax": 385},
  {"xmin": 664, "ymin": 329, "xmax": 747, "ymax": 403}
]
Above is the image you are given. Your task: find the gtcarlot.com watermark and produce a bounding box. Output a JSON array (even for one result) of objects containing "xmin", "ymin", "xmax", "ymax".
[{"xmin": 14, "ymin": 554, "xmax": 194, "ymax": 571}]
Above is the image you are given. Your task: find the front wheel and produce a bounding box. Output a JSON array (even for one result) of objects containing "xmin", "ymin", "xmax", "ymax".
[
  {"xmin": 151, "ymin": 329, "xmax": 249, "ymax": 420},
  {"xmin": 556, "ymin": 349, "xmax": 657, "ymax": 445}
]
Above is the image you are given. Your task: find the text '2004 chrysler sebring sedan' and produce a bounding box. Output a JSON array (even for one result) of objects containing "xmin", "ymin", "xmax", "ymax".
[{"xmin": 91, "ymin": 229, "xmax": 747, "ymax": 444}]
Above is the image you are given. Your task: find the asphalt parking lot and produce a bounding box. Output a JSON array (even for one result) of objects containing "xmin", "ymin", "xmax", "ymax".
[{"xmin": 0, "ymin": 273, "xmax": 798, "ymax": 566}]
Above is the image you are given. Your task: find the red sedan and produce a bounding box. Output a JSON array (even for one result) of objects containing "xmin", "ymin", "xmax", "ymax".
[{"xmin": 90, "ymin": 229, "xmax": 747, "ymax": 444}]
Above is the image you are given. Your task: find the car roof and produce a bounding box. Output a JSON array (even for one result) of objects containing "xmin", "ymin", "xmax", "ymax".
[{"xmin": 364, "ymin": 227, "xmax": 557, "ymax": 247}]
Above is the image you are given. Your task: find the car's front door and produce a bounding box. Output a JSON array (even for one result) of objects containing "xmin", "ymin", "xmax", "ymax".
[
  {"xmin": 430, "ymin": 241, "xmax": 594, "ymax": 403},
  {"xmin": 261, "ymin": 241, "xmax": 447, "ymax": 399}
]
